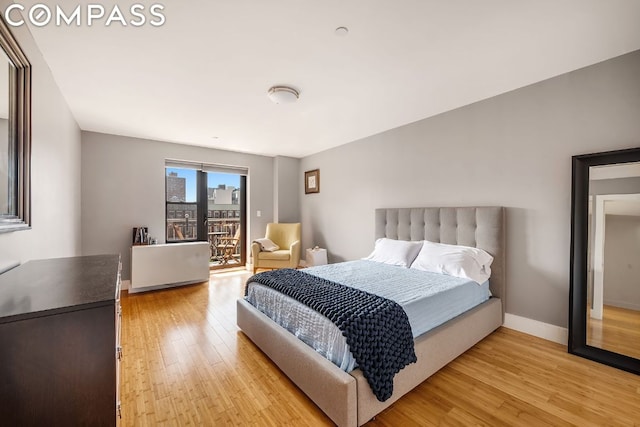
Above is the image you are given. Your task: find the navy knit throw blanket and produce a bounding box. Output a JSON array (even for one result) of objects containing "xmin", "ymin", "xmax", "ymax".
[{"xmin": 246, "ymin": 268, "xmax": 417, "ymax": 402}]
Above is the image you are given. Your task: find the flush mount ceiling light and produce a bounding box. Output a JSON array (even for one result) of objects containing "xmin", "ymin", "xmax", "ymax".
[
  {"xmin": 267, "ymin": 86, "xmax": 299, "ymax": 104},
  {"xmin": 335, "ymin": 26, "xmax": 349, "ymax": 36}
]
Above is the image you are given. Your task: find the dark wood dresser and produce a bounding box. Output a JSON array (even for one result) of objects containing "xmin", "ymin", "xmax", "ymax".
[{"xmin": 0, "ymin": 255, "xmax": 122, "ymax": 426}]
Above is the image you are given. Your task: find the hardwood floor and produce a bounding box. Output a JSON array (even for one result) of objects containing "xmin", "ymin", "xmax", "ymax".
[
  {"xmin": 588, "ymin": 304, "xmax": 640, "ymax": 359},
  {"xmin": 121, "ymin": 270, "xmax": 640, "ymax": 426}
]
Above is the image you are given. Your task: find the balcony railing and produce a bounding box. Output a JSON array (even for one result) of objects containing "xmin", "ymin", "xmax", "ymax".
[
  {"xmin": 166, "ymin": 218, "xmax": 198, "ymax": 241},
  {"xmin": 166, "ymin": 217, "xmax": 241, "ymax": 265}
]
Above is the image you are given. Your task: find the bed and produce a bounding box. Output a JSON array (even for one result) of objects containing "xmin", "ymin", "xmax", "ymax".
[{"xmin": 237, "ymin": 207, "xmax": 505, "ymax": 426}]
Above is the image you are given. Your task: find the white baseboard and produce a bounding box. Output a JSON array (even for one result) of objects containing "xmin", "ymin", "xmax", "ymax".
[
  {"xmin": 604, "ymin": 299, "xmax": 640, "ymax": 311},
  {"xmin": 122, "ymin": 275, "xmax": 568, "ymax": 345},
  {"xmin": 120, "ymin": 276, "xmax": 568, "ymax": 346},
  {"xmin": 503, "ymin": 313, "xmax": 568, "ymax": 345}
]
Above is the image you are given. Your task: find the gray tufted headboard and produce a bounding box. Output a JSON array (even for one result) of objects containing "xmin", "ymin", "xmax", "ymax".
[{"xmin": 375, "ymin": 207, "xmax": 505, "ymax": 312}]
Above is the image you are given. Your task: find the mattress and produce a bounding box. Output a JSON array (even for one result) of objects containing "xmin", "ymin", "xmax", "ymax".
[{"xmin": 245, "ymin": 260, "xmax": 490, "ymax": 371}]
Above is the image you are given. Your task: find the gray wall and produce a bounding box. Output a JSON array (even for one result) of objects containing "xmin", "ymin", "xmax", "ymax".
[
  {"xmin": 604, "ymin": 215, "xmax": 640, "ymax": 310},
  {"xmin": 81, "ymin": 132, "xmax": 276, "ymax": 280},
  {"xmin": 0, "ymin": 3, "xmax": 82, "ymax": 266},
  {"xmin": 274, "ymin": 156, "xmax": 300, "ymax": 223},
  {"xmin": 300, "ymin": 50, "xmax": 640, "ymax": 328}
]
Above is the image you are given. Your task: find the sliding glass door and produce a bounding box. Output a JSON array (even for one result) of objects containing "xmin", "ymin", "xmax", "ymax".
[
  {"xmin": 206, "ymin": 172, "xmax": 246, "ymax": 269},
  {"xmin": 165, "ymin": 162, "xmax": 246, "ymax": 269}
]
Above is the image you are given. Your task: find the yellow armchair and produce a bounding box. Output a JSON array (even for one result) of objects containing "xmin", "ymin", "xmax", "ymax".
[{"xmin": 251, "ymin": 223, "xmax": 301, "ymax": 274}]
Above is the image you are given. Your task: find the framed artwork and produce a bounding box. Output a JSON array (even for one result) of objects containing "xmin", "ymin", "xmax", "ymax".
[{"xmin": 305, "ymin": 169, "xmax": 320, "ymax": 194}]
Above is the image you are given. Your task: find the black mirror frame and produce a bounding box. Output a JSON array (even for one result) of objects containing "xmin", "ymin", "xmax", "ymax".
[
  {"xmin": 569, "ymin": 147, "xmax": 640, "ymax": 375},
  {"xmin": 0, "ymin": 15, "xmax": 31, "ymax": 233}
]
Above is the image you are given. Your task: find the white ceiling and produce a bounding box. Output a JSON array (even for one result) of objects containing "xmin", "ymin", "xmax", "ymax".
[
  {"xmin": 591, "ymin": 162, "xmax": 640, "ymax": 180},
  {"xmin": 20, "ymin": 0, "xmax": 640, "ymax": 158}
]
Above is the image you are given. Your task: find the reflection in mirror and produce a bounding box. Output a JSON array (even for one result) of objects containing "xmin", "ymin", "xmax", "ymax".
[
  {"xmin": 0, "ymin": 15, "xmax": 30, "ymax": 232},
  {"xmin": 0, "ymin": 48, "xmax": 11, "ymax": 215},
  {"xmin": 570, "ymin": 148, "xmax": 640, "ymax": 376},
  {"xmin": 587, "ymin": 162, "xmax": 640, "ymax": 359}
]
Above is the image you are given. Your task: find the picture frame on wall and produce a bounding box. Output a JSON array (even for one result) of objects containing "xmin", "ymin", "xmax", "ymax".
[{"xmin": 305, "ymin": 169, "xmax": 320, "ymax": 194}]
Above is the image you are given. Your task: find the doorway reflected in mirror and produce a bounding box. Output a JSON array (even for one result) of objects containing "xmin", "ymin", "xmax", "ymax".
[{"xmin": 587, "ymin": 163, "xmax": 640, "ymax": 359}]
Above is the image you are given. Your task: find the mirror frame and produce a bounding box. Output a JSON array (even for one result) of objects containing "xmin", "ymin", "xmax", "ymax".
[
  {"xmin": 0, "ymin": 15, "xmax": 31, "ymax": 233},
  {"xmin": 570, "ymin": 147, "xmax": 640, "ymax": 375}
]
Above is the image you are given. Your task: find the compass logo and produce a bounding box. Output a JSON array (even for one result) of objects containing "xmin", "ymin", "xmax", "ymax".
[{"xmin": 4, "ymin": 3, "xmax": 166, "ymax": 27}]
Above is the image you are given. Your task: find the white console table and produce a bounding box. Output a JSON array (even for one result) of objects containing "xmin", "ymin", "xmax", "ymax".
[{"xmin": 130, "ymin": 242, "xmax": 210, "ymax": 292}]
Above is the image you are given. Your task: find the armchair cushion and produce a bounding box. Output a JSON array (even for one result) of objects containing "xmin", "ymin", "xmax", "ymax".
[{"xmin": 257, "ymin": 250, "xmax": 291, "ymax": 261}]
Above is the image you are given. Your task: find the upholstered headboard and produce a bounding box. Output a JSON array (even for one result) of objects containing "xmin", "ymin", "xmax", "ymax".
[{"xmin": 375, "ymin": 207, "xmax": 505, "ymax": 312}]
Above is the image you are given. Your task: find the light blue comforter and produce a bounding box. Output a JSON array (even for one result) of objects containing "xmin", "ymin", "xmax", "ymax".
[{"xmin": 246, "ymin": 260, "xmax": 490, "ymax": 371}]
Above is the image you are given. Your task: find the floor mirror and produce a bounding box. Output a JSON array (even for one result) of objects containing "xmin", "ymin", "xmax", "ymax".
[{"xmin": 570, "ymin": 147, "xmax": 640, "ymax": 374}]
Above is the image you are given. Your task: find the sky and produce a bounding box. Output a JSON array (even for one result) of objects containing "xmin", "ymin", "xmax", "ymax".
[{"xmin": 166, "ymin": 168, "xmax": 240, "ymax": 202}]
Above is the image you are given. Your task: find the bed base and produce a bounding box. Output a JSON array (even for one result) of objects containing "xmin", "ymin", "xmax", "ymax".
[{"xmin": 237, "ymin": 296, "xmax": 502, "ymax": 427}]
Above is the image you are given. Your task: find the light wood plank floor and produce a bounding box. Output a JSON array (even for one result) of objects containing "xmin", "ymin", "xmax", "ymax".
[
  {"xmin": 588, "ymin": 304, "xmax": 640, "ymax": 360},
  {"xmin": 121, "ymin": 270, "xmax": 640, "ymax": 426}
]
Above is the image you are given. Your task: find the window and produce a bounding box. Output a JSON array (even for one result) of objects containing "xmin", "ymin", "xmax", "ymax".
[{"xmin": 165, "ymin": 168, "xmax": 198, "ymax": 241}]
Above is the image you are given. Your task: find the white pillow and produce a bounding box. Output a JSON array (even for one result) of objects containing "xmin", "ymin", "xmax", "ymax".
[
  {"xmin": 410, "ymin": 240, "xmax": 493, "ymax": 284},
  {"xmin": 363, "ymin": 238, "xmax": 423, "ymax": 267},
  {"xmin": 253, "ymin": 238, "xmax": 280, "ymax": 252}
]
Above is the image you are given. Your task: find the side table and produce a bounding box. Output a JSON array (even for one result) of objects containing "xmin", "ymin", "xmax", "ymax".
[{"xmin": 306, "ymin": 247, "xmax": 328, "ymax": 267}]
